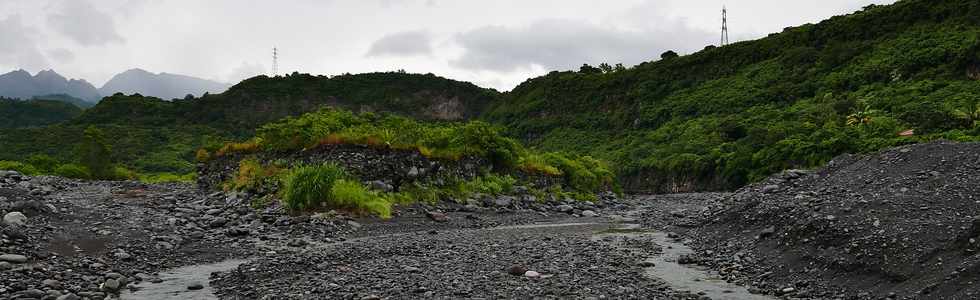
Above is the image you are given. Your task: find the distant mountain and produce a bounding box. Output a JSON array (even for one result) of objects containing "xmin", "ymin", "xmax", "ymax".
[
  {"xmin": 0, "ymin": 69, "xmax": 101, "ymax": 102},
  {"xmin": 99, "ymin": 68, "xmax": 231, "ymax": 100}
]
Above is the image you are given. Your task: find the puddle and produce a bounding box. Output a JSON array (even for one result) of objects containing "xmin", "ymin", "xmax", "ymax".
[
  {"xmin": 121, "ymin": 259, "xmax": 247, "ymax": 300},
  {"xmin": 594, "ymin": 225, "xmax": 776, "ymax": 300}
]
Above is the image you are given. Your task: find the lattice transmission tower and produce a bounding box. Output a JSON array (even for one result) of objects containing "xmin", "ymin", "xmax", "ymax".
[
  {"xmin": 721, "ymin": 6, "xmax": 730, "ymax": 46},
  {"xmin": 272, "ymin": 47, "xmax": 279, "ymax": 76}
]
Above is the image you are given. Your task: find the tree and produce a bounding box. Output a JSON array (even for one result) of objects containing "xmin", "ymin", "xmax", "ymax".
[
  {"xmin": 78, "ymin": 126, "xmax": 114, "ymax": 179},
  {"xmin": 579, "ymin": 64, "xmax": 602, "ymax": 74},
  {"xmin": 599, "ymin": 63, "xmax": 613, "ymax": 73},
  {"xmin": 661, "ymin": 50, "xmax": 679, "ymax": 60}
]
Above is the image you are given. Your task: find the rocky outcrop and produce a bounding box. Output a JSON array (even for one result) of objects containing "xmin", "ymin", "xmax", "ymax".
[{"xmin": 198, "ymin": 144, "xmax": 486, "ymax": 192}]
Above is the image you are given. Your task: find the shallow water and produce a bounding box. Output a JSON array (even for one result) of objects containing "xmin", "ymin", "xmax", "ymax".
[
  {"xmin": 121, "ymin": 259, "xmax": 247, "ymax": 300},
  {"xmin": 594, "ymin": 224, "xmax": 776, "ymax": 300}
]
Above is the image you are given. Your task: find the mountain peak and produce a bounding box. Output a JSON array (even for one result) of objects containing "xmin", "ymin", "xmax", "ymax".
[{"xmin": 100, "ymin": 68, "xmax": 230, "ymax": 99}]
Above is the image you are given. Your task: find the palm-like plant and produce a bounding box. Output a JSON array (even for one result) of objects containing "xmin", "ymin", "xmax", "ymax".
[{"xmin": 847, "ymin": 104, "xmax": 880, "ymax": 126}]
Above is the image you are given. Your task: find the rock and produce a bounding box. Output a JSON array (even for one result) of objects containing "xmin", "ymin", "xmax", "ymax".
[
  {"xmin": 0, "ymin": 262, "xmax": 12, "ymax": 270},
  {"xmin": 524, "ymin": 270, "xmax": 541, "ymax": 278},
  {"xmin": 407, "ymin": 166, "xmax": 421, "ymax": 177},
  {"xmin": 403, "ymin": 266, "xmax": 421, "ymax": 273},
  {"xmin": 581, "ymin": 210, "xmax": 598, "ymax": 217},
  {"xmin": 2, "ymin": 212, "xmax": 27, "ymax": 226},
  {"xmin": 56, "ymin": 294, "xmax": 80, "ymax": 300},
  {"xmin": 187, "ymin": 282, "xmax": 204, "ymax": 290},
  {"xmin": 778, "ymin": 287, "xmax": 796, "ymax": 295},
  {"xmin": 114, "ymin": 251, "xmax": 132, "ymax": 260},
  {"xmin": 556, "ymin": 204, "xmax": 574, "ymax": 213},
  {"xmin": 361, "ymin": 295, "xmax": 382, "ymax": 300},
  {"xmin": 759, "ymin": 226, "xmax": 776, "ymax": 238},
  {"xmin": 494, "ymin": 196, "xmax": 514, "ymax": 207},
  {"xmin": 20, "ymin": 289, "xmax": 45, "ymax": 298},
  {"xmin": 637, "ymin": 261, "xmax": 656, "ymax": 267},
  {"xmin": 287, "ymin": 239, "xmax": 309, "ymax": 247},
  {"xmin": 508, "ymin": 265, "xmax": 528, "ymax": 276},
  {"xmin": 761, "ymin": 185, "xmax": 780, "ymax": 194},
  {"xmin": 0, "ymin": 254, "xmax": 28, "ymax": 263},
  {"xmin": 210, "ymin": 217, "xmax": 228, "ymax": 228},
  {"xmin": 426, "ymin": 211, "xmax": 449, "ymax": 222},
  {"xmin": 43, "ymin": 279, "xmax": 62, "ymax": 289},
  {"xmin": 101, "ymin": 279, "xmax": 120, "ymax": 291},
  {"xmin": 2, "ymin": 226, "xmax": 28, "ymax": 240},
  {"xmin": 369, "ymin": 181, "xmax": 394, "ymax": 192}
]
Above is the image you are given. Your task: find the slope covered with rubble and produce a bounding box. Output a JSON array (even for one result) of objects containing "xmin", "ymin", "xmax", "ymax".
[{"xmin": 689, "ymin": 141, "xmax": 980, "ymax": 299}]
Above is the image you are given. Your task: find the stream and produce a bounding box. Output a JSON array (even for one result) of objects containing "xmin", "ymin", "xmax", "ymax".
[
  {"xmin": 593, "ymin": 223, "xmax": 776, "ymax": 300},
  {"xmin": 121, "ymin": 259, "xmax": 247, "ymax": 300}
]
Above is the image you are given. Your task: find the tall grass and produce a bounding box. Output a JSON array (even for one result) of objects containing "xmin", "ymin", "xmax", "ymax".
[{"xmin": 279, "ymin": 163, "xmax": 392, "ymax": 218}]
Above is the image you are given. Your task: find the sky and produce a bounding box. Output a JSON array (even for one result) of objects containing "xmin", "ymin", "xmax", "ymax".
[{"xmin": 0, "ymin": 0, "xmax": 898, "ymax": 91}]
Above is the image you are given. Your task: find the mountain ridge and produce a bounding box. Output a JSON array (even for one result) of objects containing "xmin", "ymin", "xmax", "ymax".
[{"xmin": 98, "ymin": 68, "xmax": 231, "ymax": 100}]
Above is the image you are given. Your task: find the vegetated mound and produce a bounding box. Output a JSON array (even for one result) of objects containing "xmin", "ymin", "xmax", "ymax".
[
  {"xmin": 689, "ymin": 141, "xmax": 980, "ymax": 299},
  {"xmin": 485, "ymin": 0, "xmax": 980, "ymax": 193},
  {"xmin": 198, "ymin": 108, "xmax": 617, "ymax": 217}
]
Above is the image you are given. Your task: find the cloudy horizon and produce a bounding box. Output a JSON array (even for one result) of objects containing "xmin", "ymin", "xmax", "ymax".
[{"xmin": 0, "ymin": 0, "xmax": 897, "ymax": 91}]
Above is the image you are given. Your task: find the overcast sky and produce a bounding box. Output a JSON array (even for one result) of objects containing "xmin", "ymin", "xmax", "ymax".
[{"xmin": 0, "ymin": 0, "xmax": 897, "ymax": 91}]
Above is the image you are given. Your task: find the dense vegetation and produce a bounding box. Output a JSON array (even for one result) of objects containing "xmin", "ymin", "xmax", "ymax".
[
  {"xmin": 0, "ymin": 97, "xmax": 83, "ymax": 128},
  {"xmin": 485, "ymin": 0, "xmax": 980, "ymax": 192}
]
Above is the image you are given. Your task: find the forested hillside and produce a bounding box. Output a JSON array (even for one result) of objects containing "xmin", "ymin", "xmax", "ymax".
[
  {"xmin": 0, "ymin": 72, "xmax": 499, "ymax": 176},
  {"xmin": 485, "ymin": 0, "xmax": 980, "ymax": 192},
  {"xmin": 0, "ymin": 98, "xmax": 83, "ymax": 128}
]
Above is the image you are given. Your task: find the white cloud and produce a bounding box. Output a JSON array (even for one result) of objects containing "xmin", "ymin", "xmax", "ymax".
[
  {"xmin": 0, "ymin": 15, "xmax": 48, "ymax": 71},
  {"xmin": 366, "ymin": 30, "xmax": 434, "ymax": 57},
  {"xmin": 46, "ymin": 0, "xmax": 124, "ymax": 46}
]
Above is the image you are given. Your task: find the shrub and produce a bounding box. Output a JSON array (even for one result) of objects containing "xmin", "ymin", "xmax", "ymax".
[
  {"xmin": 78, "ymin": 126, "xmax": 115, "ymax": 179},
  {"xmin": 112, "ymin": 166, "xmax": 138, "ymax": 180},
  {"xmin": 53, "ymin": 164, "xmax": 90, "ymax": 179},
  {"xmin": 329, "ymin": 179, "xmax": 392, "ymax": 218},
  {"xmin": 225, "ymin": 158, "xmax": 282, "ymax": 192},
  {"xmin": 0, "ymin": 161, "xmax": 39, "ymax": 176},
  {"xmin": 26, "ymin": 154, "xmax": 60, "ymax": 173},
  {"xmin": 195, "ymin": 149, "xmax": 211, "ymax": 162},
  {"xmin": 280, "ymin": 163, "xmax": 349, "ymax": 211},
  {"xmin": 140, "ymin": 172, "xmax": 196, "ymax": 183}
]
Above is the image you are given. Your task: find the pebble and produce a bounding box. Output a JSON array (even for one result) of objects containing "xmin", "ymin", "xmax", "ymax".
[
  {"xmin": 524, "ymin": 270, "xmax": 541, "ymax": 278},
  {"xmin": 0, "ymin": 254, "xmax": 28, "ymax": 263},
  {"xmin": 2, "ymin": 212, "xmax": 27, "ymax": 226},
  {"xmin": 426, "ymin": 211, "xmax": 449, "ymax": 223},
  {"xmin": 56, "ymin": 294, "xmax": 81, "ymax": 300},
  {"xmin": 507, "ymin": 265, "xmax": 528, "ymax": 276},
  {"xmin": 187, "ymin": 282, "xmax": 204, "ymax": 290},
  {"xmin": 102, "ymin": 279, "xmax": 120, "ymax": 291},
  {"xmin": 581, "ymin": 210, "xmax": 598, "ymax": 217}
]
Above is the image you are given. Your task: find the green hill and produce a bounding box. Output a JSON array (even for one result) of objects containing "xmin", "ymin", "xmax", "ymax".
[
  {"xmin": 0, "ymin": 98, "xmax": 84, "ymax": 128},
  {"xmin": 485, "ymin": 0, "xmax": 980, "ymax": 193},
  {"xmin": 0, "ymin": 72, "xmax": 498, "ymax": 175}
]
